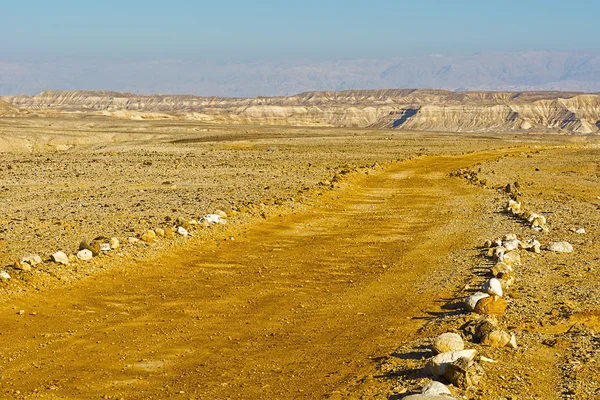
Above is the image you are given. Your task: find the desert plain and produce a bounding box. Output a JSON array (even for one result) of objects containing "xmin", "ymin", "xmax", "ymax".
[{"xmin": 0, "ymin": 107, "xmax": 600, "ymax": 399}]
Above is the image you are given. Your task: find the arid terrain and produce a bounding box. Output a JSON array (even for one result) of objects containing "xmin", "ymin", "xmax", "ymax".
[
  {"xmin": 5, "ymin": 89, "xmax": 600, "ymax": 134},
  {"xmin": 1, "ymin": 104, "xmax": 600, "ymax": 399}
]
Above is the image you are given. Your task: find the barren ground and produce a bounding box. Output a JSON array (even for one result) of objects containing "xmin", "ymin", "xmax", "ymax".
[{"xmin": 0, "ymin": 116, "xmax": 599, "ymax": 399}]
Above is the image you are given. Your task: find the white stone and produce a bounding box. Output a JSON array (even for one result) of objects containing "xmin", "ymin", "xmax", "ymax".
[
  {"xmin": 51, "ymin": 251, "xmax": 69, "ymax": 265},
  {"xmin": 508, "ymin": 334, "xmax": 518, "ymax": 349},
  {"xmin": 465, "ymin": 292, "xmax": 490, "ymax": 312},
  {"xmin": 506, "ymin": 200, "xmax": 521, "ymax": 215},
  {"xmin": 428, "ymin": 349, "xmax": 477, "ymax": 377},
  {"xmin": 503, "ymin": 239, "xmax": 520, "ymax": 251},
  {"xmin": 547, "ymin": 241, "xmax": 573, "ymax": 253},
  {"xmin": 503, "ymin": 233, "xmax": 517, "ymax": 241},
  {"xmin": 483, "ymin": 278, "xmax": 503, "ymax": 297},
  {"xmin": 21, "ymin": 254, "xmax": 42, "ymax": 265},
  {"xmin": 432, "ymin": 333, "xmax": 464, "ymax": 354},
  {"xmin": 177, "ymin": 226, "xmax": 189, "ymax": 236},
  {"xmin": 110, "ymin": 237, "xmax": 120, "ymax": 249},
  {"xmin": 100, "ymin": 243, "xmax": 111, "ymax": 252},
  {"xmin": 76, "ymin": 249, "xmax": 93, "ymax": 261},
  {"xmin": 127, "ymin": 237, "xmax": 139, "ymax": 244},
  {"xmin": 0, "ymin": 270, "xmax": 11, "ymax": 280},
  {"xmin": 202, "ymin": 214, "xmax": 225, "ymax": 224},
  {"xmin": 422, "ymin": 381, "xmax": 453, "ymax": 396},
  {"xmin": 402, "ymin": 395, "xmax": 456, "ymax": 400},
  {"xmin": 576, "ymin": 228, "xmax": 585, "ymax": 234},
  {"xmin": 479, "ymin": 356, "xmax": 498, "ymax": 363}
]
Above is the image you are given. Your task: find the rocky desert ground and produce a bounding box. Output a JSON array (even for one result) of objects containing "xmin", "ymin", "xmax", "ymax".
[{"xmin": 0, "ymin": 105, "xmax": 599, "ymax": 399}]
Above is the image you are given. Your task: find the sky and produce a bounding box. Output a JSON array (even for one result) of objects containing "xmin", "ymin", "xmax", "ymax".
[{"xmin": 2, "ymin": 0, "xmax": 599, "ymax": 61}]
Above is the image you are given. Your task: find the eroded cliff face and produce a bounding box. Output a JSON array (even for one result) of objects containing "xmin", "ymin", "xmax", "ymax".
[{"xmin": 3, "ymin": 89, "xmax": 600, "ymax": 133}]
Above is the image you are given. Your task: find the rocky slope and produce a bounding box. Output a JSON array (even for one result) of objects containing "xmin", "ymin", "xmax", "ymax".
[
  {"xmin": 3, "ymin": 89, "xmax": 600, "ymax": 133},
  {"xmin": 0, "ymin": 100, "xmax": 26, "ymax": 117}
]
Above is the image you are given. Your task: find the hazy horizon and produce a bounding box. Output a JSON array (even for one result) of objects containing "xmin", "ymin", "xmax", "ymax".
[{"xmin": 2, "ymin": 1, "xmax": 600, "ymax": 97}]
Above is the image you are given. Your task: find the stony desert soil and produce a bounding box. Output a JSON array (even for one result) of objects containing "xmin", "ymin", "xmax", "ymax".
[{"xmin": 0, "ymin": 116, "xmax": 599, "ymax": 399}]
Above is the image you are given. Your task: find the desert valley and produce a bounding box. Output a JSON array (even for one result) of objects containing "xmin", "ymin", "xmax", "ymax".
[{"xmin": 0, "ymin": 89, "xmax": 599, "ymax": 399}]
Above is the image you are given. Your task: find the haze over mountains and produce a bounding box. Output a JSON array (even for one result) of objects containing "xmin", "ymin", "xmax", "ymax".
[{"xmin": 2, "ymin": 51, "xmax": 600, "ymax": 97}]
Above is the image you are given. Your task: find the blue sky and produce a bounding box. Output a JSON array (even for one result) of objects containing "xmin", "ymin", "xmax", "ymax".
[{"xmin": 1, "ymin": 0, "xmax": 599, "ymax": 60}]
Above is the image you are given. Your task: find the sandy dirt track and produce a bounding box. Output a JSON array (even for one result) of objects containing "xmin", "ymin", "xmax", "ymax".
[{"xmin": 0, "ymin": 149, "xmax": 522, "ymax": 399}]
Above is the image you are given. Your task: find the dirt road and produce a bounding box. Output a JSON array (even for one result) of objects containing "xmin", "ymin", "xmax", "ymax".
[{"xmin": 0, "ymin": 149, "xmax": 520, "ymax": 399}]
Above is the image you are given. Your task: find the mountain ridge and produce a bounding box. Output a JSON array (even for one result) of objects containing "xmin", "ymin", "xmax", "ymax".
[
  {"xmin": 3, "ymin": 51, "xmax": 600, "ymax": 98},
  {"xmin": 4, "ymin": 88, "xmax": 600, "ymax": 134}
]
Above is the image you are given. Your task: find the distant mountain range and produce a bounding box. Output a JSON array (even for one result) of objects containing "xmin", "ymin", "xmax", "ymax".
[{"xmin": 2, "ymin": 51, "xmax": 600, "ymax": 97}]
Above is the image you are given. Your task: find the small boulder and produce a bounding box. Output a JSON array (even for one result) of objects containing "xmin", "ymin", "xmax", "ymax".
[
  {"xmin": 165, "ymin": 227, "xmax": 176, "ymax": 239},
  {"xmin": 79, "ymin": 240, "xmax": 100, "ymax": 256},
  {"xmin": 422, "ymin": 381, "xmax": 453, "ymax": 396},
  {"xmin": 76, "ymin": 249, "xmax": 93, "ymax": 261},
  {"xmin": 465, "ymin": 292, "xmax": 490, "ymax": 312},
  {"xmin": 474, "ymin": 295, "xmax": 507, "ymax": 316},
  {"xmin": 576, "ymin": 228, "xmax": 585, "ymax": 234},
  {"xmin": 402, "ymin": 395, "xmax": 455, "ymax": 400},
  {"xmin": 127, "ymin": 237, "xmax": 140, "ymax": 244},
  {"xmin": 21, "ymin": 254, "xmax": 42, "ymax": 266},
  {"xmin": 444, "ymin": 357, "xmax": 485, "ymax": 388},
  {"xmin": 523, "ymin": 238, "xmax": 541, "ymax": 253},
  {"xmin": 547, "ymin": 241, "xmax": 573, "ymax": 253},
  {"xmin": 14, "ymin": 260, "xmax": 32, "ymax": 272},
  {"xmin": 51, "ymin": 251, "xmax": 69, "ymax": 265},
  {"xmin": 141, "ymin": 230, "xmax": 156, "ymax": 243},
  {"xmin": 0, "ymin": 270, "xmax": 11, "ymax": 281},
  {"xmin": 480, "ymin": 330, "xmax": 511, "ymax": 347},
  {"xmin": 428, "ymin": 349, "xmax": 477, "ymax": 377},
  {"xmin": 155, "ymin": 228, "xmax": 165, "ymax": 237},
  {"xmin": 503, "ymin": 239, "xmax": 520, "ymax": 251},
  {"xmin": 177, "ymin": 226, "xmax": 189, "ymax": 236},
  {"xmin": 109, "ymin": 237, "xmax": 120, "ymax": 249},
  {"xmin": 474, "ymin": 317, "xmax": 498, "ymax": 342},
  {"xmin": 500, "ymin": 250, "xmax": 520, "ymax": 266},
  {"xmin": 432, "ymin": 333, "xmax": 464, "ymax": 354},
  {"xmin": 482, "ymin": 278, "xmax": 503, "ymax": 297},
  {"xmin": 202, "ymin": 214, "xmax": 225, "ymax": 224},
  {"xmin": 498, "ymin": 272, "xmax": 515, "ymax": 289},
  {"xmin": 491, "ymin": 262, "xmax": 512, "ymax": 277},
  {"xmin": 100, "ymin": 243, "xmax": 111, "ymax": 252}
]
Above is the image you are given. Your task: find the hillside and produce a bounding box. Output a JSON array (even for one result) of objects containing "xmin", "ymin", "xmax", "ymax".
[
  {"xmin": 0, "ymin": 99, "xmax": 25, "ymax": 117},
  {"xmin": 4, "ymin": 89, "xmax": 600, "ymax": 134}
]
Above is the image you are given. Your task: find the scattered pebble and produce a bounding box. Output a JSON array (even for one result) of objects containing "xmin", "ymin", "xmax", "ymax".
[
  {"xmin": 76, "ymin": 249, "xmax": 93, "ymax": 261},
  {"xmin": 51, "ymin": 251, "xmax": 69, "ymax": 265},
  {"xmin": 109, "ymin": 237, "xmax": 120, "ymax": 249},
  {"xmin": 0, "ymin": 270, "xmax": 11, "ymax": 281},
  {"xmin": 547, "ymin": 241, "xmax": 573, "ymax": 253}
]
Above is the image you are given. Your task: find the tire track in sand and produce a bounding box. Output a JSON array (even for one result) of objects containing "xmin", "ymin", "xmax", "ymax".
[{"xmin": 0, "ymin": 148, "xmax": 529, "ymax": 399}]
